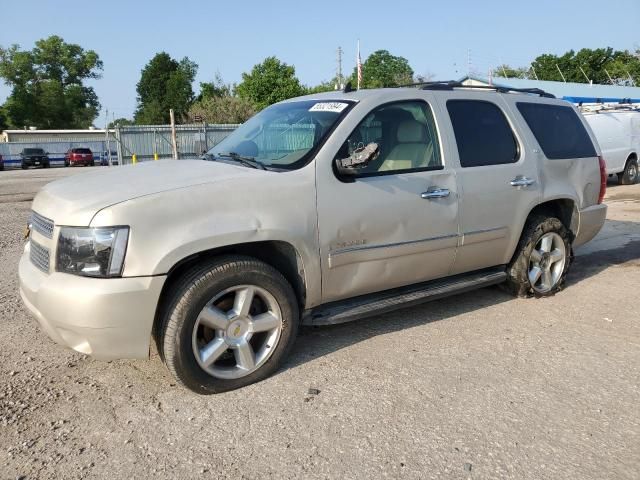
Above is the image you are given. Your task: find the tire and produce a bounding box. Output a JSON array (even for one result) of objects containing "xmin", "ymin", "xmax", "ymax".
[
  {"xmin": 504, "ymin": 215, "xmax": 572, "ymax": 297},
  {"xmin": 90, "ymin": 161, "xmax": 95, "ymax": 167},
  {"xmin": 65, "ymin": 161, "xmax": 69, "ymax": 167},
  {"xmin": 158, "ymin": 255, "xmax": 299, "ymax": 394},
  {"xmin": 618, "ymin": 157, "xmax": 638, "ymax": 185},
  {"xmin": 43, "ymin": 162, "xmax": 50, "ymax": 168},
  {"xmin": 21, "ymin": 162, "xmax": 27, "ymax": 170}
]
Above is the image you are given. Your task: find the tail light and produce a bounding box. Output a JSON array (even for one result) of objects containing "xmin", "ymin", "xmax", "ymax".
[{"xmin": 598, "ymin": 155, "xmax": 607, "ymax": 204}]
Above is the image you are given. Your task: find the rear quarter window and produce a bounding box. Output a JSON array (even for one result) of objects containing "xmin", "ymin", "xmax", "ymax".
[{"xmin": 516, "ymin": 102, "xmax": 596, "ymax": 159}]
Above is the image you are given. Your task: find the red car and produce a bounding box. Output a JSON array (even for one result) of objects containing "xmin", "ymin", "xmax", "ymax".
[{"xmin": 65, "ymin": 148, "xmax": 94, "ymax": 167}]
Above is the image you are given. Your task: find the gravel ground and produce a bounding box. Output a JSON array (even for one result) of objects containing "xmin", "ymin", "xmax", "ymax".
[{"xmin": 0, "ymin": 167, "xmax": 639, "ymax": 479}]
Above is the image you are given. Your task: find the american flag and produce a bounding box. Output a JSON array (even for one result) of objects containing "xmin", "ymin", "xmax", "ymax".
[{"xmin": 357, "ymin": 40, "xmax": 362, "ymax": 90}]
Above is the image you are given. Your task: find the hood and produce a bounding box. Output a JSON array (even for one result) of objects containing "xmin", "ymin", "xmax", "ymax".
[{"xmin": 32, "ymin": 159, "xmax": 262, "ymax": 225}]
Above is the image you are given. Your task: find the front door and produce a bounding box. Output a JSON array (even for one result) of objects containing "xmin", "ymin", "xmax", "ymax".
[{"xmin": 316, "ymin": 100, "xmax": 460, "ymax": 303}]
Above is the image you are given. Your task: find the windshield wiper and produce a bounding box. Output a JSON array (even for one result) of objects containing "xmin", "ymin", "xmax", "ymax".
[{"xmin": 216, "ymin": 152, "xmax": 267, "ymax": 170}]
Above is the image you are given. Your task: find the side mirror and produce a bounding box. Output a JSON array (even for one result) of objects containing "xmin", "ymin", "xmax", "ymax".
[{"xmin": 335, "ymin": 142, "xmax": 380, "ymax": 176}]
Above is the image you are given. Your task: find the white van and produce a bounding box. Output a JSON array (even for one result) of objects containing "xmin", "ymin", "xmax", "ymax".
[{"xmin": 580, "ymin": 105, "xmax": 639, "ymax": 184}]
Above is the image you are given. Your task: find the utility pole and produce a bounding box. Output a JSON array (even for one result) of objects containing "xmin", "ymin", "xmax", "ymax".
[
  {"xmin": 104, "ymin": 108, "xmax": 111, "ymax": 166},
  {"xmin": 170, "ymin": 109, "xmax": 178, "ymax": 160},
  {"xmin": 336, "ymin": 46, "xmax": 343, "ymax": 90}
]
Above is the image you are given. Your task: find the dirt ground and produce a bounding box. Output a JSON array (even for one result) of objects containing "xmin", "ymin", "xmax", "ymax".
[{"xmin": 0, "ymin": 166, "xmax": 638, "ymax": 479}]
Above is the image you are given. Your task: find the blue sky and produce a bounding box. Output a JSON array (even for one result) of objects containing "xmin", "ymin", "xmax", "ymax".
[{"xmin": 1, "ymin": 0, "xmax": 638, "ymax": 124}]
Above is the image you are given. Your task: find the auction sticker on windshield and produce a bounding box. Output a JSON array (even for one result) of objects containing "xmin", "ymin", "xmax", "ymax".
[{"xmin": 309, "ymin": 102, "xmax": 349, "ymax": 113}]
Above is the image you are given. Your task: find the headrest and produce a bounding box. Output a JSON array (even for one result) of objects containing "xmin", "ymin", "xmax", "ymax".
[{"xmin": 397, "ymin": 120, "xmax": 426, "ymax": 143}]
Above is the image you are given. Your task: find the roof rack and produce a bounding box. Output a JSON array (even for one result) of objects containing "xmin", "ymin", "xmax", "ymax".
[{"xmin": 400, "ymin": 80, "xmax": 555, "ymax": 98}]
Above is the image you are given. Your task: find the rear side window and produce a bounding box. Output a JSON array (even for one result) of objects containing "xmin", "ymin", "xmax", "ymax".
[
  {"xmin": 447, "ymin": 100, "xmax": 519, "ymax": 168},
  {"xmin": 73, "ymin": 148, "xmax": 92, "ymax": 154},
  {"xmin": 516, "ymin": 103, "xmax": 596, "ymax": 159}
]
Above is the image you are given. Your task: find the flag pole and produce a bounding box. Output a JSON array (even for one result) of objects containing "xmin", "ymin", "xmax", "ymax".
[{"xmin": 357, "ymin": 39, "xmax": 362, "ymax": 90}]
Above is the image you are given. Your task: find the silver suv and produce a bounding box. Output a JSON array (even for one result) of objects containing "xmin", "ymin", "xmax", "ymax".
[{"xmin": 19, "ymin": 83, "xmax": 607, "ymax": 393}]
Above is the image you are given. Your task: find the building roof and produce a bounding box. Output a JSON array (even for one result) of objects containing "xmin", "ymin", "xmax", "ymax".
[
  {"xmin": 2, "ymin": 129, "xmax": 113, "ymax": 134},
  {"xmin": 460, "ymin": 75, "xmax": 640, "ymax": 103}
]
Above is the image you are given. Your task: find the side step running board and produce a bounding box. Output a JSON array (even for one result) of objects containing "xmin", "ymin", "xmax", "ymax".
[{"xmin": 304, "ymin": 268, "xmax": 507, "ymax": 326}]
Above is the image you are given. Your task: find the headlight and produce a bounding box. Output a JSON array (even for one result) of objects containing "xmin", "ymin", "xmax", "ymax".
[{"xmin": 56, "ymin": 226, "xmax": 129, "ymax": 278}]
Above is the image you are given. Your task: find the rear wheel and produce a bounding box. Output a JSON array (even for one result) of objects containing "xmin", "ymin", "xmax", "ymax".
[
  {"xmin": 504, "ymin": 215, "xmax": 571, "ymax": 297},
  {"xmin": 21, "ymin": 162, "xmax": 27, "ymax": 170},
  {"xmin": 158, "ymin": 256, "xmax": 299, "ymax": 394},
  {"xmin": 618, "ymin": 157, "xmax": 638, "ymax": 185}
]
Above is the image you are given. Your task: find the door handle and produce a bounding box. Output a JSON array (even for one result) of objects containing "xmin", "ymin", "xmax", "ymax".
[
  {"xmin": 421, "ymin": 188, "xmax": 450, "ymax": 199},
  {"xmin": 510, "ymin": 176, "xmax": 536, "ymax": 187}
]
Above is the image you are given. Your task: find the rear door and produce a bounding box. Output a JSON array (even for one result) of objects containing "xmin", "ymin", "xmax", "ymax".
[{"xmin": 435, "ymin": 94, "xmax": 541, "ymax": 274}]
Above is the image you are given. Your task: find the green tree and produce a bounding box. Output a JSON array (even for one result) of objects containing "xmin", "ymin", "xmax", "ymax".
[
  {"xmin": 188, "ymin": 95, "xmax": 255, "ymax": 124},
  {"xmin": 108, "ymin": 117, "xmax": 135, "ymax": 128},
  {"xmin": 0, "ymin": 106, "xmax": 7, "ymax": 131},
  {"xmin": 135, "ymin": 53, "xmax": 198, "ymax": 124},
  {"xmin": 236, "ymin": 56, "xmax": 305, "ymax": 110},
  {"xmin": 189, "ymin": 74, "xmax": 255, "ymax": 124},
  {"xmin": 494, "ymin": 64, "xmax": 530, "ymax": 79},
  {"xmin": 0, "ymin": 35, "xmax": 102, "ymax": 128},
  {"xmin": 198, "ymin": 73, "xmax": 232, "ymax": 101},
  {"xmin": 351, "ymin": 50, "xmax": 414, "ymax": 88},
  {"xmin": 495, "ymin": 47, "xmax": 640, "ymax": 85}
]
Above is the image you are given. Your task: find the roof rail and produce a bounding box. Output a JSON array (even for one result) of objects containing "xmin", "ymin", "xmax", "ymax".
[{"xmin": 399, "ymin": 80, "xmax": 555, "ymax": 98}]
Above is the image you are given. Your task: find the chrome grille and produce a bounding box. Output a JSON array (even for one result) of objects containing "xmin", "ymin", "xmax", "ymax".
[
  {"xmin": 30, "ymin": 239, "xmax": 50, "ymax": 273},
  {"xmin": 30, "ymin": 211, "xmax": 54, "ymax": 239}
]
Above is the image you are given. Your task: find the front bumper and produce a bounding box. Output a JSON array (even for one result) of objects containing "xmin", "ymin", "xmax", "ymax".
[
  {"xmin": 18, "ymin": 250, "xmax": 166, "ymax": 360},
  {"xmin": 574, "ymin": 203, "xmax": 607, "ymax": 247}
]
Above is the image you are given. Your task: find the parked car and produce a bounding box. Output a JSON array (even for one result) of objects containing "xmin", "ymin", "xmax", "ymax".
[
  {"xmin": 0, "ymin": 154, "xmax": 4, "ymax": 171},
  {"xmin": 65, "ymin": 148, "xmax": 94, "ymax": 167},
  {"xmin": 580, "ymin": 104, "xmax": 639, "ymax": 184},
  {"xmin": 20, "ymin": 148, "xmax": 50, "ymax": 169},
  {"xmin": 100, "ymin": 150, "xmax": 119, "ymax": 166},
  {"xmin": 19, "ymin": 83, "xmax": 607, "ymax": 394}
]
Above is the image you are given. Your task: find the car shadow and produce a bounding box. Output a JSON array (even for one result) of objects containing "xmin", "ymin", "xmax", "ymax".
[
  {"xmin": 281, "ymin": 217, "xmax": 640, "ymax": 375},
  {"xmin": 284, "ymin": 284, "xmax": 513, "ymax": 374}
]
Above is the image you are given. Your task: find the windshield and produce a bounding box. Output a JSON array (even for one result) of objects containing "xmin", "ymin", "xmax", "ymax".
[
  {"xmin": 24, "ymin": 148, "xmax": 44, "ymax": 155},
  {"xmin": 206, "ymin": 100, "xmax": 353, "ymax": 170}
]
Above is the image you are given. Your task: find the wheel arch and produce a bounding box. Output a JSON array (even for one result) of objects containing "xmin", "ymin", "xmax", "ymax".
[
  {"xmin": 522, "ymin": 197, "xmax": 577, "ymax": 242},
  {"xmin": 153, "ymin": 240, "xmax": 308, "ymax": 338}
]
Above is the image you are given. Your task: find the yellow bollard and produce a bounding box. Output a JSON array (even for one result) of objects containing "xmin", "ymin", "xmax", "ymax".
[
  {"xmin": 132, "ymin": 154, "xmax": 137, "ymax": 164},
  {"xmin": 154, "ymin": 152, "xmax": 159, "ymax": 161}
]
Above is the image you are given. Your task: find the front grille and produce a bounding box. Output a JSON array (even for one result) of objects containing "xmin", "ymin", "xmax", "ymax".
[
  {"xmin": 30, "ymin": 239, "xmax": 50, "ymax": 273},
  {"xmin": 30, "ymin": 211, "xmax": 54, "ymax": 238}
]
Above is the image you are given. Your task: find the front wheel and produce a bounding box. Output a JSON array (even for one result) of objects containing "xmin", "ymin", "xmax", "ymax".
[
  {"xmin": 618, "ymin": 157, "xmax": 638, "ymax": 185},
  {"xmin": 158, "ymin": 256, "xmax": 299, "ymax": 394},
  {"xmin": 21, "ymin": 162, "xmax": 27, "ymax": 170},
  {"xmin": 504, "ymin": 216, "xmax": 571, "ymax": 297}
]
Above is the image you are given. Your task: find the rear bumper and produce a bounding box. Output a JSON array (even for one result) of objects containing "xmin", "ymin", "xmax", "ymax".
[
  {"xmin": 574, "ymin": 203, "xmax": 607, "ymax": 247},
  {"xmin": 18, "ymin": 250, "xmax": 166, "ymax": 360}
]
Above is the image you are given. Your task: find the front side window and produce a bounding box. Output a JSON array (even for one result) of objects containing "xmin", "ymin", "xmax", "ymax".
[
  {"xmin": 207, "ymin": 100, "xmax": 353, "ymax": 170},
  {"xmin": 336, "ymin": 101, "xmax": 442, "ymax": 176},
  {"xmin": 447, "ymin": 100, "xmax": 519, "ymax": 168},
  {"xmin": 516, "ymin": 102, "xmax": 597, "ymax": 159}
]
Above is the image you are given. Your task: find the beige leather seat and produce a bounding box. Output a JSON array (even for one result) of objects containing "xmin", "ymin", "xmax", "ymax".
[{"xmin": 378, "ymin": 120, "xmax": 432, "ymax": 172}]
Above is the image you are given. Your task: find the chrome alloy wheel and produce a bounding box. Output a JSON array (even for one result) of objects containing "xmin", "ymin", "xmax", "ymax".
[
  {"xmin": 192, "ymin": 285, "xmax": 283, "ymax": 379},
  {"xmin": 528, "ymin": 232, "xmax": 567, "ymax": 294}
]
